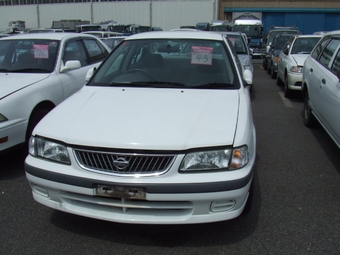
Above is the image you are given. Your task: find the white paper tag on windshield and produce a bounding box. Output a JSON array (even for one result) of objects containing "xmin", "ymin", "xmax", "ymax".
[
  {"xmin": 34, "ymin": 45, "xmax": 49, "ymax": 59},
  {"xmin": 191, "ymin": 46, "xmax": 213, "ymax": 65}
]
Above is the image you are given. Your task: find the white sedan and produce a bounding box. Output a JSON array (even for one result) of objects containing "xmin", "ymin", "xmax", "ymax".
[
  {"xmin": 302, "ymin": 30, "xmax": 340, "ymax": 148},
  {"xmin": 0, "ymin": 33, "xmax": 111, "ymax": 152},
  {"xmin": 277, "ymin": 34, "xmax": 322, "ymax": 98},
  {"xmin": 25, "ymin": 31, "xmax": 256, "ymax": 225}
]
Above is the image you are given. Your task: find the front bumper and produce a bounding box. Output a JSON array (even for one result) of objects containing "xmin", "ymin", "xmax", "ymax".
[
  {"xmin": 0, "ymin": 118, "xmax": 27, "ymax": 152},
  {"xmin": 25, "ymin": 157, "xmax": 255, "ymax": 224},
  {"xmin": 287, "ymin": 72, "xmax": 303, "ymax": 91}
]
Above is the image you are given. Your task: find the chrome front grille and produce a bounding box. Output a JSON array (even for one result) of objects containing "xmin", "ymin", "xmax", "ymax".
[{"xmin": 73, "ymin": 149, "xmax": 176, "ymax": 176}]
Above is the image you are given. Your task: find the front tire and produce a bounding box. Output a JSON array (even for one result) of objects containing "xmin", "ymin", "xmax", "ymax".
[
  {"xmin": 267, "ymin": 60, "xmax": 271, "ymax": 74},
  {"xmin": 276, "ymin": 74, "xmax": 284, "ymax": 86},
  {"xmin": 263, "ymin": 59, "xmax": 267, "ymax": 70},
  {"xmin": 270, "ymin": 65, "xmax": 277, "ymax": 79},
  {"xmin": 303, "ymin": 92, "xmax": 316, "ymax": 127},
  {"xmin": 284, "ymin": 75, "xmax": 293, "ymax": 98}
]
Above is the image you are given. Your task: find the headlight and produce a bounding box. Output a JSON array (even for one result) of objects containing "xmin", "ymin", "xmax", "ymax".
[
  {"xmin": 290, "ymin": 66, "xmax": 303, "ymax": 73},
  {"xmin": 180, "ymin": 146, "xmax": 249, "ymax": 172},
  {"xmin": 0, "ymin": 114, "xmax": 8, "ymax": 123},
  {"xmin": 29, "ymin": 136, "xmax": 71, "ymax": 164}
]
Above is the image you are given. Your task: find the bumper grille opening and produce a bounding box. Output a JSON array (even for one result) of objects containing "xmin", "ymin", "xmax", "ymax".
[
  {"xmin": 61, "ymin": 191, "xmax": 193, "ymax": 216},
  {"xmin": 73, "ymin": 149, "xmax": 176, "ymax": 176}
]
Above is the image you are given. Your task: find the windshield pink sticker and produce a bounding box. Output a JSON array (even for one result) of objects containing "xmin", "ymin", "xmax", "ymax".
[
  {"xmin": 34, "ymin": 45, "xmax": 49, "ymax": 59},
  {"xmin": 191, "ymin": 46, "xmax": 213, "ymax": 65},
  {"xmin": 228, "ymin": 38, "xmax": 236, "ymax": 46}
]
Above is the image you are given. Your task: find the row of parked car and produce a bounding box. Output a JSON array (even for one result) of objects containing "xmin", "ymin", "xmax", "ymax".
[
  {"xmin": 1, "ymin": 29, "xmax": 256, "ymax": 224},
  {"xmin": 1, "ymin": 28, "xmax": 338, "ymax": 225},
  {"xmin": 263, "ymin": 28, "xmax": 340, "ymax": 150}
]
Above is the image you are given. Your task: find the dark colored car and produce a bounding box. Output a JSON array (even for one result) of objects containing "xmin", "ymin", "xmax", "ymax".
[
  {"xmin": 262, "ymin": 27, "xmax": 301, "ymax": 70},
  {"xmin": 267, "ymin": 33, "xmax": 295, "ymax": 79}
]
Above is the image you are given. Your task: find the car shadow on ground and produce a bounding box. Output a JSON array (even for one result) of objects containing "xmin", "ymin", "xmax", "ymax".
[
  {"xmin": 299, "ymin": 112, "xmax": 340, "ymax": 175},
  {"xmin": 49, "ymin": 163, "xmax": 262, "ymax": 247},
  {"xmin": 0, "ymin": 145, "xmax": 28, "ymax": 180}
]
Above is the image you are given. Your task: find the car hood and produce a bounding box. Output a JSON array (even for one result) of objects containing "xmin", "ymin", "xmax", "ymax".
[
  {"xmin": 291, "ymin": 54, "xmax": 309, "ymax": 66},
  {"xmin": 0, "ymin": 73, "xmax": 50, "ymax": 99},
  {"xmin": 36, "ymin": 87, "xmax": 240, "ymax": 150}
]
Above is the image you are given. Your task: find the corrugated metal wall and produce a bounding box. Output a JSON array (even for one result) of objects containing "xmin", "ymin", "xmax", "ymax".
[
  {"xmin": 262, "ymin": 12, "xmax": 340, "ymax": 34},
  {"xmin": 0, "ymin": 0, "xmax": 216, "ymax": 31}
]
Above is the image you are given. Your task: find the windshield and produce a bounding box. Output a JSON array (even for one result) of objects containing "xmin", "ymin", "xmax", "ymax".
[
  {"xmin": 268, "ymin": 30, "xmax": 300, "ymax": 44},
  {"xmin": 89, "ymin": 38, "xmax": 240, "ymax": 89},
  {"xmin": 0, "ymin": 39, "xmax": 60, "ymax": 73},
  {"xmin": 225, "ymin": 34, "xmax": 248, "ymax": 54},
  {"xmin": 234, "ymin": 25, "xmax": 261, "ymax": 37},
  {"xmin": 277, "ymin": 36, "xmax": 292, "ymax": 49},
  {"xmin": 108, "ymin": 25, "xmax": 131, "ymax": 34},
  {"xmin": 77, "ymin": 26, "xmax": 101, "ymax": 33},
  {"xmin": 291, "ymin": 37, "xmax": 322, "ymax": 54},
  {"xmin": 28, "ymin": 29, "xmax": 59, "ymax": 33}
]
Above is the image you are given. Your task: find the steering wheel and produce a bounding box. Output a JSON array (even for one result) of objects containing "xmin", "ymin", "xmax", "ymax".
[{"xmin": 124, "ymin": 68, "xmax": 154, "ymax": 81}]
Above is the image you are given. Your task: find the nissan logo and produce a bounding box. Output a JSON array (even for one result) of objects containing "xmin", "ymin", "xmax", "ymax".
[{"xmin": 113, "ymin": 157, "xmax": 129, "ymax": 170}]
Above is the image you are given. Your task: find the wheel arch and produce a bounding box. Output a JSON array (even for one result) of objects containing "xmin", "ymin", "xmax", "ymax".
[
  {"xmin": 301, "ymin": 80, "xmax": 309, "ymax": 98},
  {"xmin": 25, "ymin": 100, "xmax": 56, "ymax": 141}
]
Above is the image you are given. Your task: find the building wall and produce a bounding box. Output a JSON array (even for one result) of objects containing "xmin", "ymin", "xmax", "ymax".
[
  {"xmin": 219, "ymin": 1, "xmax": 340, "ymax": 20},
  {"xmin": 0, "ymin": 0, "xmax": 215, "ymax": 31}
]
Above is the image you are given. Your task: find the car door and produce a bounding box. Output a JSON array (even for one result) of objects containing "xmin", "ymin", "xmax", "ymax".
[
  {"xmin": 58, "ymin": 37, "xmax": 109, "ymax": 99},
  {"xmin": 316, "ymin": 40, "xmax": 340, "ymax": 144}
]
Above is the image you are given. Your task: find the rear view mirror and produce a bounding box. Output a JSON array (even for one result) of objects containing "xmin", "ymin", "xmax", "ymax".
[
  {"xmin": 243, "ymin": 69, "xmax": 253, "ymax": 86},
  {"xmin": 60, "ymin": 60, "xmax": 81, "ymax": 73}
]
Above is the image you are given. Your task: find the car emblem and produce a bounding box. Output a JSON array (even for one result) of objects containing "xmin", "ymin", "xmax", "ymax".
[{"xmin": 113, "ymin": 157, "xmax": 130, "ymax": 171}]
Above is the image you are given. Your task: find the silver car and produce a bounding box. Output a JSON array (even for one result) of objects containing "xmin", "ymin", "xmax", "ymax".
[
  {"xmin": 302, "ymin": 30, "xmax": 340, "ymax": 148},
  {"xmin": 222, "ymin": 31, "xmax": 254, "ymax": 91}
]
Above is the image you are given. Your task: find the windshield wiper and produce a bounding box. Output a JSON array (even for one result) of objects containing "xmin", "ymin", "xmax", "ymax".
[
  {"xmin": 11, "ymin": 68, "xmax": 50, "ymax": 73},
  {"xmin": 134, "ymin": 81, "xmax": 187, "ymax": 87},
  {"xmin": 109, "ymin": 81, "xmax": 187, "ymax": 87},
  {"xmin": 193, "ymin": 83, "xmax": 235, "ymax": 89}
]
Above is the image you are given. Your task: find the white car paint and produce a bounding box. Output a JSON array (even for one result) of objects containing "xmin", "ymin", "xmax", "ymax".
[
  {"xmin": 277, "ymin": 34, "xmax": 322, "ymax": 98},
  {"xmin": 302, "ymin": 30, "xmax": 340, "ymax": 148},
  {"xmin": 25, "ymin": 31, "xmax": 256, "ymax": 224},
  {"xmin": 0, "ymin": 33, "xmax": 111, "ymax": 152}
]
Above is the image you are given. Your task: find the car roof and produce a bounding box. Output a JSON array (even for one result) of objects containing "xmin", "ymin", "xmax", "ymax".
[
  {"xmin": 274, "ymin": 33, "xmax": 297, "ymax": 38},
  {"xmin": 293, "ymin": 34, "xmax": 323, "ymax": 39},
  {"xmin": 0, "ymin": 32, "xmax": 96, "ymax": 41},
  {"xmin": 219, "ymin": 31, "xmax": 242, "ymax": 36},
  {"xmin": 125, "ymin": 31, "xmax": 226, "ymax": 41},
  {"xmin": 323, "ymin": 30, "xmax": 340, "ymax": 36},
  {"xmin": 269, "ymin": 29, "xmax": 300, "ymax": 33}
]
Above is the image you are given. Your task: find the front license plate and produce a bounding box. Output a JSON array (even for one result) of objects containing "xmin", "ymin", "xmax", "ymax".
[{"xmin": 95, "ymin": 185, "xmax": 146, "ymax": 200}]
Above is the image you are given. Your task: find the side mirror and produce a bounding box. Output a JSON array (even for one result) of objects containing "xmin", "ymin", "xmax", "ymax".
[
  {"xmin": 249, "ymin": 48, "xmax": 254, "ymax": 55},
  {"xmin": 85, "ymin": 66, "xmax": 97, "ymax": 83},
  {"xmin": 60, "ymin": 60, "xmax": 81, "ymax": 73},
  {"xmin": 243, "ymin": 69, "xmax": 253, "ymax": 86}
]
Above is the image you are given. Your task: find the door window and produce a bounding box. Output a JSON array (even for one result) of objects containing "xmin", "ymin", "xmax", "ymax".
[
  {"xmin": 330, "ymin": 47, "xmax": 340, "ymax": 74},
  {"xmin": 319, "ymin": 38, "xmax": 339, "ymax": 68},
  {"xmin": 83, "ymin": 39, "xmax": 109, "ymax": 64},
  {"xmin": 63, "ymin": 40, "xmax": 87, "ymax": 67}
]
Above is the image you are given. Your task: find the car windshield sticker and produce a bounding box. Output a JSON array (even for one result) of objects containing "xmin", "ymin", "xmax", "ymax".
[
  {"xmin": 191, "ymin": 46, "xmax": 213, "ymax": 65},
  {"xmin": 33, "ymin": 45, "xmax": 49, "ymax": 59},
  {"xmin": 229, "ymin": 38, "xmax": 236, "ymax": 46}
]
